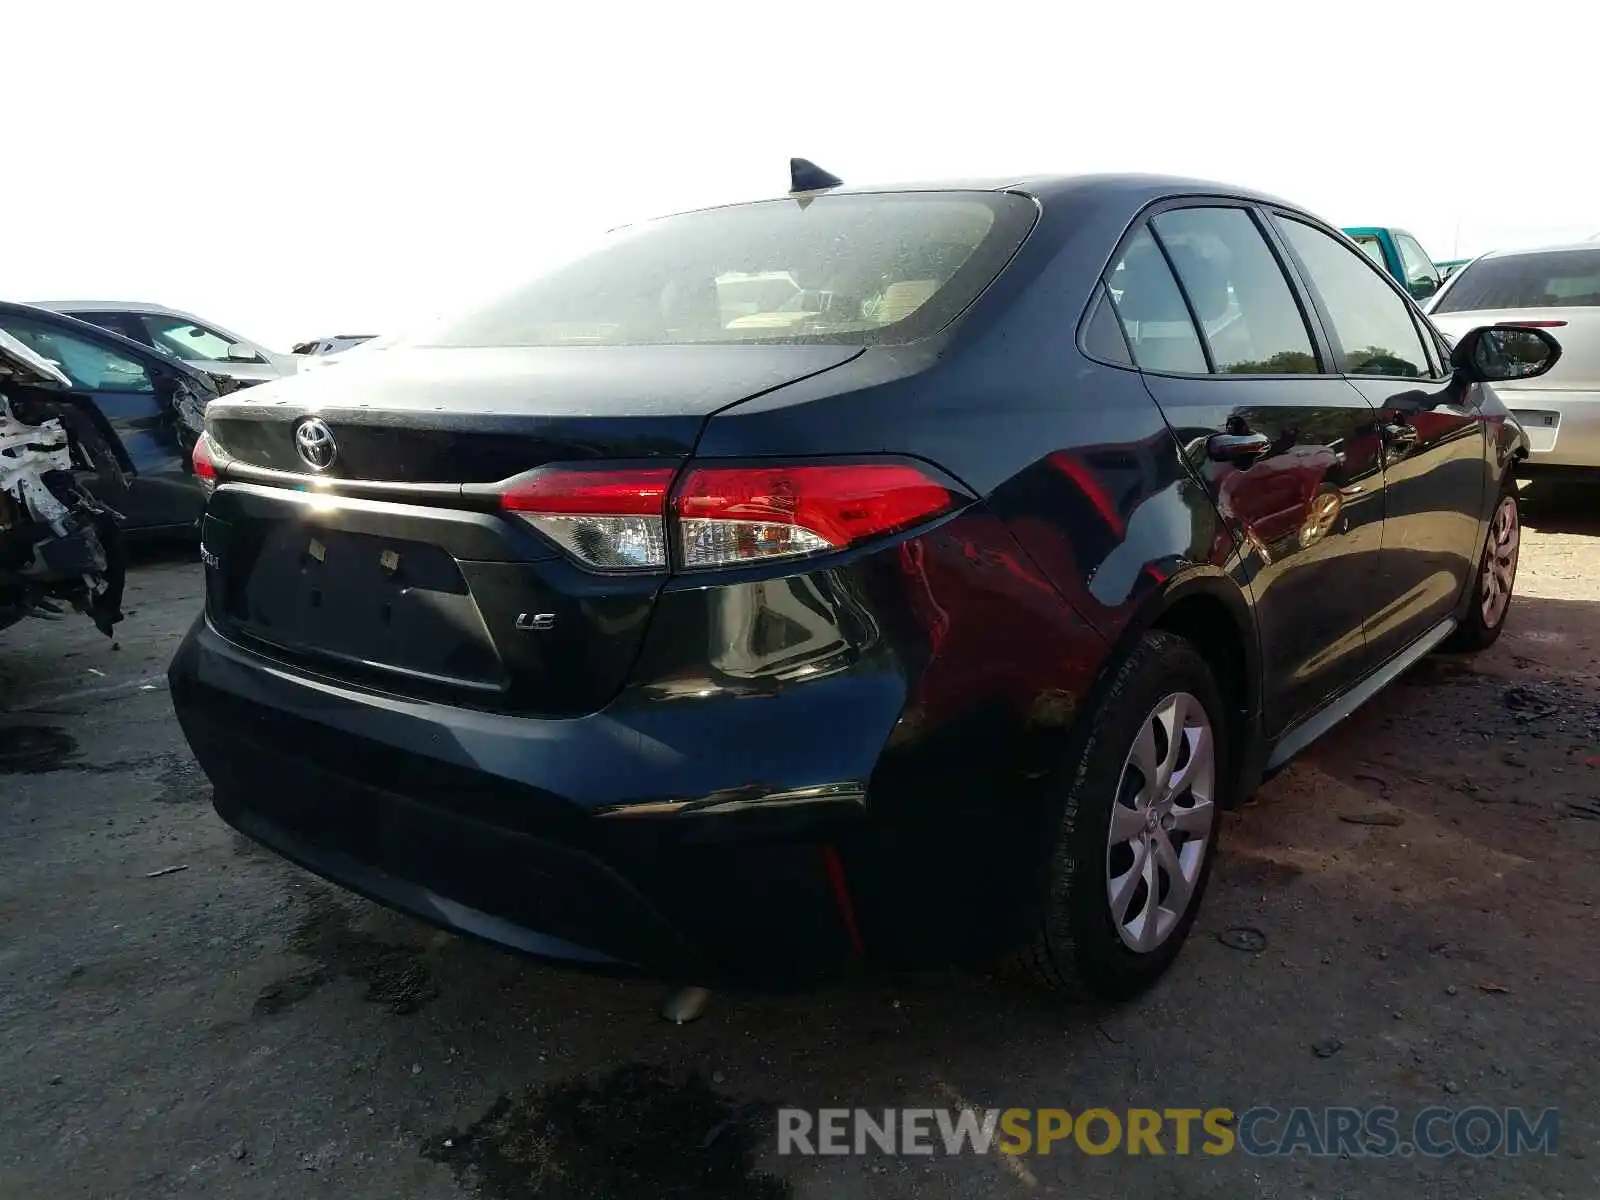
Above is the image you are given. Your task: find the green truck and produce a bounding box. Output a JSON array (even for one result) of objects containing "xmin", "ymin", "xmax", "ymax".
[{"xmin": 1340, "ymin": 226, "xmax": 1451, "ymax": 303}]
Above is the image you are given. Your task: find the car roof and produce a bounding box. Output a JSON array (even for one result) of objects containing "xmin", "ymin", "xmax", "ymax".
[
  {"xmin": 31, "ymin": 300, "xmax": 187, "ymax": 315},
  {"xmin": 1474, "ymin": 242, "xmax": 1600, "ymax": 260},
  {"xmin": 652, "ymin": 172, "xmax": 1310, "ymax": 223}
]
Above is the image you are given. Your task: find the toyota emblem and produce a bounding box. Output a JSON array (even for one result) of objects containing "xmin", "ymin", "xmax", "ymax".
[{"xmin": 293, "ymin": 417, "xmax": 337, "ymax": 471}]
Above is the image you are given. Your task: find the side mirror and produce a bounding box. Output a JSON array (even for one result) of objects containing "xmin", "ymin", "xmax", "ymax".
[
  {"xmin": 1408, "ymin": 277, "xmax": 1439, "ymax": 301},
  {"xmin": 224, "ymin": 342, "xmax": 259, "ymax": 363},
  {"xmin": 1450, "ymin": 324, "xmax": 1562, "ymax": 384}
]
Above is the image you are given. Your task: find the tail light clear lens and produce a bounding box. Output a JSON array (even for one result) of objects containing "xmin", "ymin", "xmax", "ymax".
[
  {"xmin": 498, "ymin": 459, "xmax": 966, "ymax": 573},
  {"xmin": 500, "ymin": 465, "xmax": 675, "ymax": 570},
  {"xmin": 191, "ymin": 432, "xmax": 219, "ymax": 496},
  {"xmin": 675, "ymin": 461, "xmax": 964, "ymax": 569}
]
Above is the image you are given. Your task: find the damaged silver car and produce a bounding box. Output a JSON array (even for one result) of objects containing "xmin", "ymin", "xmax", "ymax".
[{"xmin": 0, "ymin": 329, "xmax": 127, "ymax": 635}]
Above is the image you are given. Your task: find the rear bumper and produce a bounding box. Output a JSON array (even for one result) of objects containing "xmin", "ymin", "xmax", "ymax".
[
  {"xmin": 169, "ymin": 614, "xmax": 890, "ymax": 988},
  {"xmin": 169, "ymin": 506, "xmax": 1109, "ymax": 986},
  {"xmin": 1500, "ymin": 389, "xmax": 1600, "ymax": 468}
]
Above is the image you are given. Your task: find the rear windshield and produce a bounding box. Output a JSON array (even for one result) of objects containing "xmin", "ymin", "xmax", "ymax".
[
  {"xmin": 418, "ymin": 192, "xmax": 1037, "ymax": 348},
  {"xmin": 1433, "ymin": 248, "xmax": 1600, "ymax": 312}
]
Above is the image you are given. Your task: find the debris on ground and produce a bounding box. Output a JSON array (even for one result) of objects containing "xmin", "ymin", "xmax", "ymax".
[
  {"xmin": 1217, "ymin": 927, "xmax": 1268, "ymax": 952},
  {"xmin": 1337, "ymin": 810, "xmax": 1405, "ymax": 827},
  {"xmin": 1502, "ymin": 684, "xmax": 1559, "ymax": 721},
  {"xmin": 144, "ymin": 865, "xmax": 188, "ymax": 879}
]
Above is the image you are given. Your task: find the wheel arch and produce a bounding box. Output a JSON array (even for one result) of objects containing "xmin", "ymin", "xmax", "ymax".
[{"xmin": 1103, "ymin": 568, "xmax": 1262, "ymax": 808}]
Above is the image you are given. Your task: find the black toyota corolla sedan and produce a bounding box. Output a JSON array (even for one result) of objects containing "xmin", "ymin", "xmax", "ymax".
[{"xmin": 169, "ymin": 167, "xmax": 1553, "ymax": 999}]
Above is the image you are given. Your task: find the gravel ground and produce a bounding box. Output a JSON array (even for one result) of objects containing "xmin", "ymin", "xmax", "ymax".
[{"xmin": 3, "ymin": 484, "xmax": 1598, "ymax": 1200}]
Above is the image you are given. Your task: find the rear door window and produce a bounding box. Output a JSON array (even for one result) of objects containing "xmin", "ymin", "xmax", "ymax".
[
  {"xmin": 1431, "ymin": 247, "xmax": 1600, "ymax": 312},
  {"xmin": 1275, "ymin": 218, "xmax": 1432, "ymax": 379},
  {"xmin": 1151, "ymin": 207, "xmax": 1321, "ymax": 375},
  {"xmin": 1105, "ymin": 227, "xmax": 1208, "ymax": 374}
]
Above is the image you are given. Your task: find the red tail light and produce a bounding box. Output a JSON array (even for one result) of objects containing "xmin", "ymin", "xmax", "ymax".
[
  {"xmin": 675, "ymin": 461, "xmax": 963, "ymax": 570},
  {"xmin": 500, "ymin": 465, "xmax": 675, "ymax": 570},
  {"xmin": 497, "ymin": 459, "xmax": 966, "ymax": 572},
  {"xmin": 191, "ymin": 432, "xmax": 219, "ymax": 495}
]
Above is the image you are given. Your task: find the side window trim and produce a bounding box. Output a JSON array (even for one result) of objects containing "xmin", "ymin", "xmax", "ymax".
[
  {"xmin": 1415, "ymin": 312, "xmax": 1454, "ymax": 380},
  {"xmin": 1144, "ymin": 221, "xmax": 1217, "ymax": 374},
  {"xmin": 1250, "ymin": 204, "xmax": 1341, "ymax": 375},
  {"xmin": 1269, "ymin": 210, "xmax": 1436, "ymax": 382},
  {"xmin": 1197, "ymin": 203, "xmax": 1330, "ymax": 376},
  {"xmin": 1247, "ymin": 203, "xmax": 1333, "ymax": 375},
  {"xmin": 1097, "ymin": 223, "xmax": 1210, "ymax": 377},
  {"xmin": 1412, "ymin": 311, "xmax": 1442, "ymax": 378}
]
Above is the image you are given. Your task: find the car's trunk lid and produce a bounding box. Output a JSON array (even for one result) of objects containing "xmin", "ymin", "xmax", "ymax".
[
  {"xmin": 1430, "ymin": 307, "xmax": 1600, "ymax": 390},
  {"xmin": 206, "ymin": 345, "xmax": 862, "ymax": 480},
  {"xmin": 201, "ymin": 343, "xmax": 863, "ymax": 716}
]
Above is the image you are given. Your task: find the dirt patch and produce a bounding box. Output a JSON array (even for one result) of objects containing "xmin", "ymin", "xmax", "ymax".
[
  {"xmin": 252, "ymin": 890, "xmax": 440, "ymax": 1017},
  {"xmin": 154, "ymin": 753, "xmax": 212, "ymax": 803},
  {"xmin": 253, "ymin": 968, "xmax": 335, "ymax": 1017},
  {"xmin": 0, "ymin": 723, "xmax": 76, "ymax": 773},
  {"xmin": 427, "ymin": 1063, "xmax": 790, "ymax": 1200}
]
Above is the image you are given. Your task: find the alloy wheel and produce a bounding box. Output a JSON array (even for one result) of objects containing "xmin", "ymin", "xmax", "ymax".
[
  {"xmin": 1105, "ymin": 691, "xmax": 1217, "ymax": 952},
  {"xmin": 1480, "ymin": 494, "xmax": 1520, "ymax": 629}
]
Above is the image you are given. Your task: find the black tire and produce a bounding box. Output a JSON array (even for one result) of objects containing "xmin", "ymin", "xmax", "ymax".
[
  {"xmin": 1444, "ymin": 478, "xmax": 1520, "ymax": 654},
  {"xmin": 1010, "ymin": 630, "xmax": 1229, "ymax": 1001}
]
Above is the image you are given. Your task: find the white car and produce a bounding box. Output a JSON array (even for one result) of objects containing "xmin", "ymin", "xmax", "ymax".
[
  {"xmin": 291, "ymin": 334, "xmax": 378, "ymax": 357},
  {"xmin": 1427, "ymin": 243, "xmax": 1600, "ymax": 473},
  {"xmin": 293, "ymin": 330, "xmax": 401, "ymax": 372},
  {"xmin": 31, "ymin": 301, "xmax": 301, "ymax": 385}
]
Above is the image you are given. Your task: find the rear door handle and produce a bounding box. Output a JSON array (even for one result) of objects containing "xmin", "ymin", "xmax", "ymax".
[
  {"xmin": 1383, "ymin": 422, "xmax": 1418, "ymax": 447},
  {"xmin": 1207, "ymin": 432, "xmax": 1271, "ymax": 461}
]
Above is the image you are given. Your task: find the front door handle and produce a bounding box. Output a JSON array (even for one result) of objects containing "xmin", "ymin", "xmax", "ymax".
[{"xmin": 1207, "ymin": 432, "xmax": 1271, "ymax": 461}]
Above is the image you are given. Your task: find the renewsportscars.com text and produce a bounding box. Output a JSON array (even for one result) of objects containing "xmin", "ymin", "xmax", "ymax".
[{"xmin": 777, "ymin": 1106, "xmax": 1559, "ymax": 1158}]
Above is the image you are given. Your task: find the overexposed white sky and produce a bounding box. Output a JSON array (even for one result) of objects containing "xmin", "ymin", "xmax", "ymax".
[{"xmin": 9, "ymin": 1, "xmax": 1595, "ymax": 351}]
